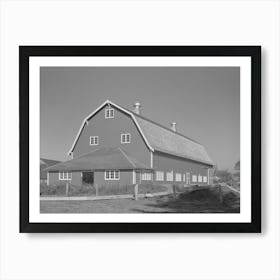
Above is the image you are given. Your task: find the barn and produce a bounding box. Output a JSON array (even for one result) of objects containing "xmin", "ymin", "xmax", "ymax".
[{"xmin": 45, "ymin": 100, "xmax": 214, "ymax": 187}]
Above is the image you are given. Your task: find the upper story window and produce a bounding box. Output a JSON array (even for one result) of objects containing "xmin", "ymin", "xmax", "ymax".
[
  {"xmin": 105, "ymin": 108, "xmax": 114, "ymax": 119},
  {"xmin": 121, "ymin": 133, "xmax": 131, "ymax": 144},
  {"xmin": 90, "ymin": 136, "xmax": 99, "ymax": 146}
]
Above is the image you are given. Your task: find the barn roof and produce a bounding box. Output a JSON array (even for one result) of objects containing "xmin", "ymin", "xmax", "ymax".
[
  {"xmin": 40, "ymin": 158, "xmax": 60, "ymax": 179},
  {"xmin": 133, "ymin": 115, "xmax": 213, "ymax": 166},
  {"xmin": 44, "ymin": 147, "xmax": 152, "ymax": 172},
  {"xmin": 68, "ymin": 100, "xmax": 214, "ymax": 166}
]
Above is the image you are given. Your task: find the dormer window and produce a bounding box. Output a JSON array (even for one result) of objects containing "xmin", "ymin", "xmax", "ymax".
[
  {"xmin": 90, "ymin": 136, "xmax": 99, "ymax": 146},
  {"xmin": 121, "ymin": 133, "xmax": 131, "ymax": 144},
  {"xmin": 105, "ymin": 108, "xmax": 114, "ymax": 119}
]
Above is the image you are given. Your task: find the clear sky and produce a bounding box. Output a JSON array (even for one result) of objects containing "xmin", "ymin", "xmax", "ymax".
[{"xmin": 40, "ymin": 67, "xmax": 240, "ymax": 170}]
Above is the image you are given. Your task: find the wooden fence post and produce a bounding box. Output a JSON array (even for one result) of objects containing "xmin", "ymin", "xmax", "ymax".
[
  {"xmin": 95, "ymin": 183, "xmax": 98, "ymax": 196},
  {"xmin": 172, "ymin": 184, "xmax": 177, "ymax": 199},
  {"xmin": 134, "ymin": 184, "xmax": 138, "ymax": 200},
  {"xmin": 66, "ymin": 182, "xmax": 69, "ymax": 196}
]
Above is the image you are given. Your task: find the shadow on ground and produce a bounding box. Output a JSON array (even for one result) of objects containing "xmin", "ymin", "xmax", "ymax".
[{"xmin": 132, "ymin": 187, "xmax": 240, "ymax": 213}]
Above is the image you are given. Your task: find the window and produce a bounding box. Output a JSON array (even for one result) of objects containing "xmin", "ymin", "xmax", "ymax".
[
  {"xmin": 59, "ymin": 171, "xmax": 72, "ymax": 180},
  {"xmin": 175, "ymin": 173, "xmax": 182, "ymax": 182},
  {"xmin": 90, "ymin": 136, "xmax": 99, "ymax": 145},
  {"xmin": 198, "ymin": 175, "xmax": 202, "ymax": 183},
  {"xmin": 203, "ymin": 176, "xmax": 208, "ymax": 183},
  {"xmin": 104, "ymin": 170, "xmax": 120, "ymax": 180},
  {"xmin": 141, "ymin": 172, "xmax": 152, "ymax": 181},
  {"xmin": 155, "ymin": 171, "xmax": 164, "ymax": 181},
  {"xmin": 121, "ymin": 133, "xmax": 131, "ymax": 144},
  {"xmin": 105, "ymin": 108, "xmax": 114, "ymax": 118},
  {"xmin": 183, "ymin": 174, "xmax": 186, "ymax": 182},
  {"xmin": 166, "ymin": 171, "xmax": 173, "ymax": 182},
  {"xmin": 192, "ymin": 174, "xmax": 197, "ymax": 183}
]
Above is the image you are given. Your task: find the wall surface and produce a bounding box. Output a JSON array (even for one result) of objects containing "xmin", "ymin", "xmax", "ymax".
[
  {"xmin": 0, "ymin": 1, "xmax": 279, "ymax": 280},
  {"xmin": 94, "ymin": 170, "xmax": 133, "ymax": 186},
  {"xmin": 72, "ymin": 104, "xmax": 151, "ymax": 166},
  {"xmin": 153, "ymin": 151, "xmax": 211, "ymax": 184}
]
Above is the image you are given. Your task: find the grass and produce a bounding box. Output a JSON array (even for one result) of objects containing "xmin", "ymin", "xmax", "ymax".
[
  {"xmin": 40, "ymin": 185, "xmax": 239, "ymax": 213},
  {"xmin": 138, "ymin": 184, "xmax": 168, "ymax": 194}
]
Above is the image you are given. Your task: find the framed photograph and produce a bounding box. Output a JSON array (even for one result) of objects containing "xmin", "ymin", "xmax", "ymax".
[{"xmin": 20, "ymin": 46, "xmax": 261, "ymax": 233}]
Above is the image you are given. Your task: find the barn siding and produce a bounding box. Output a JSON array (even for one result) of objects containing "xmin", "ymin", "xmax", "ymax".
[
  {"xmin": 72, "ymin": 105, "xmax": 151, "ymax": 167},
  {"xmin": 94, "ymin": 170, "xmax": 133, "ymax": 186},
  {"xmin": 153, "ymin": 151, "xmax": 212, "ymax": 185},
  {"xmin": 48, "ymin": 171, "xmax": 82, "ymax": 186},
  {"xmin": 71, "ymin": 172, "xmax": 83, "ymax": 186}
]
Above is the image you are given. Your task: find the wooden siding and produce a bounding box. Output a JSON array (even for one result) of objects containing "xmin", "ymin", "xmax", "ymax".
[
  {"xmin": 72, "ymin": 105, "xmax": 151, "ymax": 167},
  {"xmin": 153, "ymin": 151, "xmax": 211, "ymax": 185},
  {"xmin": 47, "ymin": 171, "xmax": 133, "ymax": 187},
  {"xmin": 48, "ymin": 171, "xmax": 82, "ymax": 186},
  {"xmin": 94, "ymin": 170, "xmax": 132, "ymax": 186}
]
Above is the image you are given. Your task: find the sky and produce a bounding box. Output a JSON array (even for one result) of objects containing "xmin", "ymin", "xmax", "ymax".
[{"xmin": 40, "ymin": 67, "xmax": 240, "ymax": 170}]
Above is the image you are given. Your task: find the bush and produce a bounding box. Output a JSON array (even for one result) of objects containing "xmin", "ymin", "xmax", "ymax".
[
  {"xmin": 138, "ymin": 184, "xmax": 168, "ymax": 194},
  {"xmin": 40, "ymin": 182, "xmax": 67, "ymax": 196}
]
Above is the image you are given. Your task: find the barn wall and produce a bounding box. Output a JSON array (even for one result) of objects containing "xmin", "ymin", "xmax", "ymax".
[
  {"xmin": 71, "ymin": 172, "xmax": 83, "ymax": 186},
  {"xmin": 94, "ymin": 170, "xmax": 133, "ymax": 186},
  {"xmin": 48, "ymin": 171, "xmax": 82, "ymax": 186},
  {"xmin": 48, "ymin": 172, "xmax": 59, "ymax": 186},
  {"xmin": 153, "ymin": 152, "xmax": 212, "ymax": 185},
  {"xmin": 72, "ymin": 105, "xmax": 151, "ymax": 167}
]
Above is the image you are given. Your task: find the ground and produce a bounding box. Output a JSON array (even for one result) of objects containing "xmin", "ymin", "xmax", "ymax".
[{"xmin": 40, "ymin": 187, "xmax": 240, "ymax": 213}]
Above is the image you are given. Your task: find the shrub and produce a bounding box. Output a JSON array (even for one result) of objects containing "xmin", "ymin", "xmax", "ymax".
[
  {"xmin": 138, "ymin": 184, "xmax": 168, "ymax": 194},
  {"xmin": 40, "ymin": 182, "xmax": 67, "ymax": 196}
]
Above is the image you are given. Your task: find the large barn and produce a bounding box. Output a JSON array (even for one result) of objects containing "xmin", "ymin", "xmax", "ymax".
[{"xmin": 45, "ymin": 100, "xmax": 215, "ymax": 187}]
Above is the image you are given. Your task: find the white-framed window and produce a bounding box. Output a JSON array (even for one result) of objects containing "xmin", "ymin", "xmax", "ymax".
[
  {"xmin": 89, "ymin": 136, "xmax": 99, "ymax": 145},
  {"xmin": 175, "ymin": 173, "xmax": 182, "ymax": 182},
  {"xmin": 192, "ymin": 174, "xmax": 197, "ymax": 183},
  {"xmin": 183, "ymin": 174, "xmax": 186, "ymax": 182},
  {"xmin": 166, "ymin": 171, "xmax": 173, "ymax": 182},
  {"xmin": 198, "ymin": 175, "xmax": 202, "ymax": 183},
  {"xmin": 121, "ymin": 133, "xmax": 131, "ymax": 144},
  {"xmin": 155, "ymin": 171, "xmax": 164, "ymax": 181},
  {"xmin": 105, "ymin": 108, "xmax": 114, "ymax": 119},
  {"xmin": 141, "ymin": 172, "xmax": 152, "ymax": 181},
  {"xmin": 59, "ymin": 171, "xmax": 72, "ymax": 181},
  {"xmin": 203, "ymin": 176, "xmax": 208, "ymax": 183},
  {"xmin": 104, "ymin": 170, "xmax": 120, "ymax": 180}
]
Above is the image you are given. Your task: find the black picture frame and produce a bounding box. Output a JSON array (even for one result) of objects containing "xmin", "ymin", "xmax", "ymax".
[{"xmin": 20, "ymin": 46, "xmax": 261, "ymax": 233}]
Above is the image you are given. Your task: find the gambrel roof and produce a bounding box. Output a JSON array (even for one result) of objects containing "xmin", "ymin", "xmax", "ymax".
[
  {"xmin": 68, "ymin": 100, "xmax": 214, "ymax": 166},
  {"xmin": 45, "ymin": 147, "xmax": 152, "ymax": 172}
]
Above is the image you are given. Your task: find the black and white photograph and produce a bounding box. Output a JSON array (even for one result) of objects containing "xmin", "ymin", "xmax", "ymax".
[
  {"xmin": 20, "ymin": 46, "xmax": 261, "ymax": 233},
  {"xmin": 40, "ymin": 66, "xmax": 240, "ymax": 214}
]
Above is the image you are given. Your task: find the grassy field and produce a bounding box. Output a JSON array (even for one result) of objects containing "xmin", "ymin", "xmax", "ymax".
[{"xmin": 40, "ymin": 186, "xmax": 240, "ymax": 213}]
